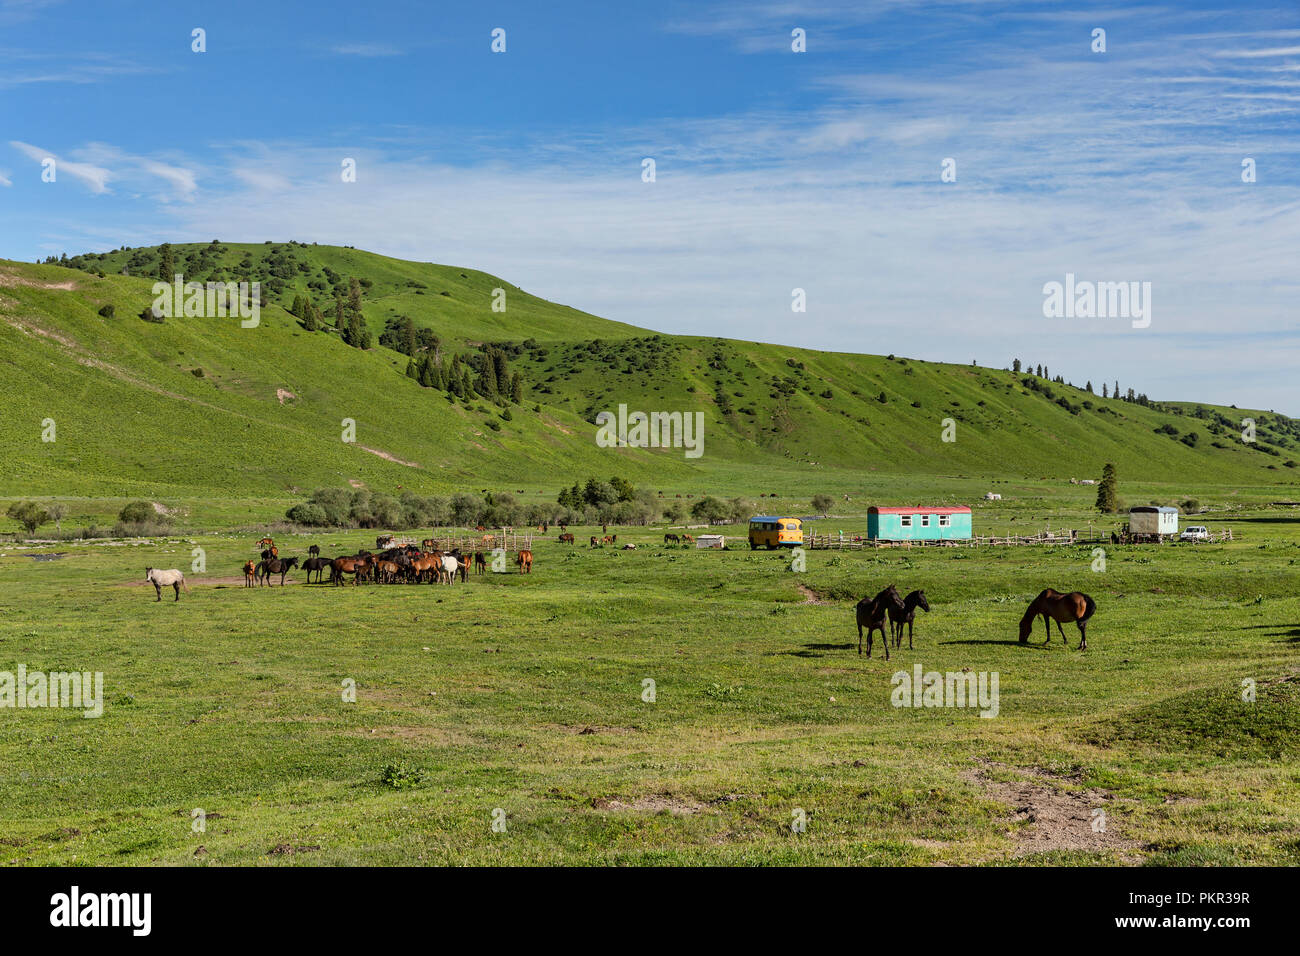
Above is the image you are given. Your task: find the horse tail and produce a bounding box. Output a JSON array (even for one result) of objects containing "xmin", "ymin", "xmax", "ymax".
[
  {"xmin": 1080, "ymin": 593, "xmax": 1096, "ymax": 622},
  {"xmin": 181, "ymin": 573, "xmax": 190, "ymax": 593}
]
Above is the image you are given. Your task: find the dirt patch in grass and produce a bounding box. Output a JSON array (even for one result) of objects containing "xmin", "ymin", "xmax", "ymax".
[
  {"xmin": 269, "ymin": 843, "xmax": 321, "ymax": 856},
  {"xmin": 590, "ymin": 793, "xmax": 704, "ymax": 815},
  {"xmin": 342, "ymin": 725, "xmax": 470, "ymax": 745},
  {"xmin": 964, "ymin": 761, "xmax": 1139, "ymax": 860},
  {"xmin": 549, "ymin": 723, "xmax": 639, "ymax": 736},
  {"xmin": 796, "ymin": 584, "xmax": 833, "ymax": 605},
  {"xmin": 358, "ymin": 445, "xmax": 421, "ymax": 468},
  {"xmin": 0, "ymin": 270, "xmax": 77, "ymax": 291}
]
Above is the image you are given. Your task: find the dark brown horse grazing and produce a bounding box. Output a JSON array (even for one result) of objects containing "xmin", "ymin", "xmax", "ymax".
[
  {"xmin": 889, "ymin": 589, "xmax": 931, "ymax": 650},
  {"xmin": 301, "ymin": 556, "xmax": 330, "ymax": 583},
  {"xmin": 1019, "ymin": 589, "xmax": 1096, "ymax": 649},
  {"xmin": 856, "ymin": 585, "xmax": 904, "ymax": 659},
  {"xmin": 259, "ymin": 555, "xmax": 298, "ymax": 587}
]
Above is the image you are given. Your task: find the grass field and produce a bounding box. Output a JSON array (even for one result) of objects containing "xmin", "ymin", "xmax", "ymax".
[
  {"xmin": 2, "ymin": 243, "xmax": 1298, "ymax": 867},
  {"xmin": 3, "ymin": 491, "xmax": 1298, "ymax": 866}
]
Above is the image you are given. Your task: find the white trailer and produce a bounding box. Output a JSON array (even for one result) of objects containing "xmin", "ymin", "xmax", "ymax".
[{"xmin": 1128, "ymin": 506, "xmax": 1178, "ymax": 539}]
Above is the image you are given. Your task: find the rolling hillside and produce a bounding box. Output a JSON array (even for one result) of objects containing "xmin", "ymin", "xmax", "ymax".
[{"xmin": 2, "ymin": 241, "xmax": 1297, "ymax": 501}]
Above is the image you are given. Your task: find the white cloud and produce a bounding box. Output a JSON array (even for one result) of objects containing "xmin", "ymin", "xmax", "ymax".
[
  {"xmin": 9, "ymin": 140, "xmax": 111, "ymax": 192},
  {"xmin": 330, "ymin": 43, "xmax": 402, "ymax": 57}
]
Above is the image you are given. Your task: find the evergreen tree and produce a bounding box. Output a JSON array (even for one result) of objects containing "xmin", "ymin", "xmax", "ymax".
[
  {"xmin": 1012, "ymin": 358, "xmax": 1022, "ymax": 372},
  {"xmin": 510, "ymin": 371, "xmax": 523, "ymax": 404},
  {"xmin": 158, "ymin": 243, "xmax": 175, "ymax": 282},
  {"xmin": 1085, "ymin": 381, "xmax": 1093, "ymax": 393},
  {"xmin": 334, "ymin": 288, "xmax": 346, "ymax": 331},
  {"xmin": 493, "ymin": 348, "xmax": 510, "ymax": 395},
  {"xmin": 1102, "ymin": 383, "xmax": 1108, "ymax": 398},
  {"xmin": 405, "ymin": 359, "xmax": 418, "ymax": 379},
  {"xmin": 348, "ymin": 277, "xmax": 363, "ymax": 319},
  {"xmin": 1096, "ymin": 463, "xmax": 1119, "ymax": 513}
]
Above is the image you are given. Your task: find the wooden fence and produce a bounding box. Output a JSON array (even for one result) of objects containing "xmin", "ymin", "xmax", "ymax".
[
  {"xmin": 803, "ymin": 527, "xmax": 1232, "ymax": 550},
  {"xmin": 415, "ymin": 531, "xmax": 534, "ymax": 553}
]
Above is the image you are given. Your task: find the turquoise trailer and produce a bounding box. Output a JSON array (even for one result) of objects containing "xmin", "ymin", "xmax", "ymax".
[{"xmin": 867, "ymin": 506, "xmax": 972, "ymax": 542}]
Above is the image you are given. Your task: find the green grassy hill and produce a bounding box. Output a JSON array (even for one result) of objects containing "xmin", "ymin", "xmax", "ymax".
[{"xmin": 2, "ymin": 241, "xmax": 1297, "ymax": 503}]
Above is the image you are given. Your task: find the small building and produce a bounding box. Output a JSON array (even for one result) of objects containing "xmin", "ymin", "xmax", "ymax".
[
  {"xmin": 867, "ymin": 506, "xmax": 972, "ymax": 542},
  {"xmin": 984, "ymin": 492, "xmax": 1002, "ymax": 501},
  {"xmin": 1128, "ymin": 506, "xmax": 1178, "ymax": 537},
  {"xmin": 695, "ymin": 534, "xmax": 726, "ymax": 549}
]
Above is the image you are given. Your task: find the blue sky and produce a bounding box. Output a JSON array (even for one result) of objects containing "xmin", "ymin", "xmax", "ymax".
[{"xmin": 2, "ymin": 0, "xmax": 1298, "ymax": 412}]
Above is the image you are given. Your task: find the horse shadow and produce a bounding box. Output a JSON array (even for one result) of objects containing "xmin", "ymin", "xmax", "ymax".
[
  {"xmin": 785, "ymin": 642, "xmax": 856, "ymax": 658},
  {"xmin": 937, "ymin": 639, "xmax": 1047, "ymax": 649},
  {"xmin": 1238, "ymin": 623, "xmax": 1300, "ymax": 641}
]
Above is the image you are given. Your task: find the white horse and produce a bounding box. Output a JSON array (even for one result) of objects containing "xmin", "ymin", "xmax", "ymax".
[
  {"xmin": 145, "ymin": 567, "xmax": 189, "ymax": 602},
  {"xmin": 439, "ymin": 555, "xmax": 459, "ymax": 585}
]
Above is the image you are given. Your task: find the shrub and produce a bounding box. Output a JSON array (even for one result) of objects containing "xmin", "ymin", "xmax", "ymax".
[
  {"xmin": 7, "ymin": 501, "xmax": 49, "ymax": 535},
  {"xmin": 285, "ymin": 503, "xmax": 329, "ymax": 526},
  {"xmin": 97, "ymin": 304, "xmax": 115, "ymax": 318},
  {"xmin": 119, "ymin": 500, "xmax": 162, "ymax": 524},
  {"xmin": 811, "ymin": 494, "xmax": 833, "ymax": 513},
  {"xmin": 379, "ymin": 762, "xmax": 424, "ymax": 790}
]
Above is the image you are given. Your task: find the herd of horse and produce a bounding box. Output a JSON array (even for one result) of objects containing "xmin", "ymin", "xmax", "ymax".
[
  {"xmin": 152, "ymin": 537, "xmax": 1098, "ymax": 656},
  {"xmin": 855, "ymin": 585, "xmax": 1095, "ymax": 659},
  {"xmin": 241, "ymin": 539, "xmax": 532, "ymax": 587}
]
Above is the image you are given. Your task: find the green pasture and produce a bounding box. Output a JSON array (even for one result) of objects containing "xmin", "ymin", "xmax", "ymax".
[{"xmin": 2, "ymin": 499, "xmax": 1297, "ymax": 866}]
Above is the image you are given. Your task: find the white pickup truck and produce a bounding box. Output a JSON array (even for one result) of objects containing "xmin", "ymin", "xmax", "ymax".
[{"xmin": 1180, "ymin": 525, "xmax": 1210, "ymax": 542}]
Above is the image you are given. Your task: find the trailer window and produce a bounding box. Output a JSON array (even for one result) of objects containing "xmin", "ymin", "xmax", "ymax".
[
  {"xmin": 938, "ymin": 514, "xmax": 951, "ymax": 527},
  {"xmin": 920, "ymin": 515, "xmax": 931, "ymax": 527},
  {"xmin": 900, "ymin": 515, "xmax": 913, "ymax": 528}
]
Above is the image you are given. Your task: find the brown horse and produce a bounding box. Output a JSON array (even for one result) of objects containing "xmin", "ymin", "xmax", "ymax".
[
  {"xmin": 889, "ymin": 589, "xmax": 931, "ymax": 650},
  {"xmin": 517, "ymin": 549, "xmax": 533, "ymax": 574},
  {"xmin": 589, "ymin": 536, "xmax": 600, "ymax": 548},
  {"xmin": 474, "ymin": 551, "xmax": 487, "ymax": 574},
  {"xmin": 242, "ymin": 560, "xmax": 257, "ymax": 587},
  {"xmin": 330, "ymin": 556, "xmax": 364, "ymax": 586},
  {"xmin": 258, "ymin": 555, "xmax": 298, "ymax": 587},
  {"xmin": 1019, "ymin": 589, "xmax": 1096, "ymax": 649},
  {"xmin": 301, "ymin": 556, "xmax": 331, "ymax": 583},
  {"xmin": 558, "ymin": 533, "xmax": 574, "ymax": 544},
  {"xmin": 855, "ymin": 585, "xmax": 904, "ymax": 659},
  {"xmin": 411, "ymin": 553, "xmax": 441, "ymax": 583}
]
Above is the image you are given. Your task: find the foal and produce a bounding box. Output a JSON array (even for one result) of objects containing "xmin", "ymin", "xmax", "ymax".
[{"xmin": 889, "ymin": 589, "xmax": 931, "ymax": 650}]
